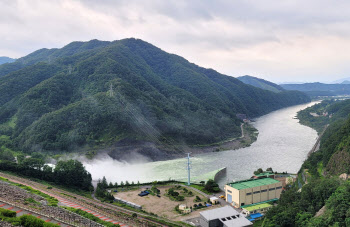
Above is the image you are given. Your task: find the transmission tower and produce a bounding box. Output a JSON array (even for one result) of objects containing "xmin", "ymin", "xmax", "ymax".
[
  {"xmin": 186, "ymin": 153, "xmax": 191, "ymax": 185},
  {"xmin": 108, "ymin": 83, "xmax": 114, "ymax": 97},
  {"xmin": 68, "ymin": 65, "xmax": 72, "ymax": 74}
]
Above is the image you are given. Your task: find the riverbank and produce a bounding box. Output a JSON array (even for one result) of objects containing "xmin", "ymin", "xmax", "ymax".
[
  {"xmin": 82, "ymin": 102, "xmax": 318, "ymax": 186},
  {"xmin": 106, "ymin": 122, "xmax": 258, "ymax": 162}
]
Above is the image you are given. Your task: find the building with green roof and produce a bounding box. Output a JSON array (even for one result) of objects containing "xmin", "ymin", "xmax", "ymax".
[{"xmin": 224, "ymin": 178, "xmax": 282, "ymax": 208}]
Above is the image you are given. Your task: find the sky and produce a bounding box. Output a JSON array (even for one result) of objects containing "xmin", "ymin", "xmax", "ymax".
[{"xmin": 1, "ymin": 0, "xmax": 350, "ymax": 83}]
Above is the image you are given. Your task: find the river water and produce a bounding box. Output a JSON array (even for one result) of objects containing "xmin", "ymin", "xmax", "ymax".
[{"xmin": 83, "ymin": 102, "xmax": 318, "ymax": 186}]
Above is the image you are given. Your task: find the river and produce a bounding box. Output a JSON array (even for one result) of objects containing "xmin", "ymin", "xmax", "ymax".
[{"xmin": 83, "ymin": 102, "xmax": 318, "ymax": 186}]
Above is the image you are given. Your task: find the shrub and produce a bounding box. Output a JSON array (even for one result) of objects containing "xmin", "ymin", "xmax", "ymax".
[
  {"xmin": 0, "ymin": 208, "xmax": 16, "ymax": 217},
  {"xmin": 20, "ymin": 214, "xmax": 45, "ymax": 227}
]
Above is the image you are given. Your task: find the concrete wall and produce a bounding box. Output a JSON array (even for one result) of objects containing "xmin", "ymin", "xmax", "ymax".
[
  {"xmin": 225, "ymin": 181, "xmax": 283, "ymax": 207},
  {"xmin": 199, "ymin": 214, "xmax": 209, "ymax": 227}
]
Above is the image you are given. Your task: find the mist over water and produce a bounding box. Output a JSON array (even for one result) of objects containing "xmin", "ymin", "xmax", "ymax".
[{"xmin": 83, "ymin": 102, "xmax": 318, "ymax": 186}]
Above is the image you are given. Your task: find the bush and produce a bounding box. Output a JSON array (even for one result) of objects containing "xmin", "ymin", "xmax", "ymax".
[
  {"xmin": 0, "ymin": 208, "xmax": 16, "ymax": 217},
  {"xmin": 20, "ymin": 214, "xmax": 45, "ymax": 227},
  {"xmin": 1, "ymin": 216, "xmax": 21, "ymax": 225},
  {"xmin": 176, "ymin": 196, "xmax": 184, "ymax": 201}
]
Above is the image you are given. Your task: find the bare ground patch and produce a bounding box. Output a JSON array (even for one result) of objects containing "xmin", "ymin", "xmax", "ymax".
[{"xmin": 113, "ymin": 185, "xmax": 222, "ymax": 221}]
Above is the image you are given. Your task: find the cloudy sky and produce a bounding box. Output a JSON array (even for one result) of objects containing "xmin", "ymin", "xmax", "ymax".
[{"xmin": 1, "ymin": 0, "xmax": 350, "ymax": 83}]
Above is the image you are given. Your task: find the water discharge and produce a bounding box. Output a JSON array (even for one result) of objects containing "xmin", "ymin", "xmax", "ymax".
[{"xmin": 83, "ymin": 102, "xmax": 318, "ymax": 186}]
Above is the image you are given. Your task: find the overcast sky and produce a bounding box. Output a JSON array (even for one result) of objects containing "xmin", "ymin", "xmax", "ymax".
[{"xmin": 1, "ymin": 0, "xmax": 350, "ymax": 83}]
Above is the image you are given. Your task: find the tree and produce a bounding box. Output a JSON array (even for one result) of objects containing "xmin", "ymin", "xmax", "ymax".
[
  {"xmin": 54, "ymin": 160, "xmax": 92, "ymax": 190},
  {"xmin": 101, "ymin": 176, "xmax": 108, "ymax": 189},
  {"xmin": 254, "ymin": 168, "xmax": 264, "ymax": 175},
  {"xmin": 205, "ymin": 179, "xmax": 219, "ymax": 193},
  {"xmin": 0, "ymin": 150, "xmax": 15, "ymax": 162}
]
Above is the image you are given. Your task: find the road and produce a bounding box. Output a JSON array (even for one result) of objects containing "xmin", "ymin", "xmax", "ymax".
[{"xmin": 307, "ymin": 124, "xmax": 328, "ymax": 158}]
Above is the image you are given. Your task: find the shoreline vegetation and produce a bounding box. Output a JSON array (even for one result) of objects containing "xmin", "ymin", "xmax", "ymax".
[
  {"xmin": 88, "ymin": 122, "xmax": 259, "ymax": 161},
  {"xmin": 256, "ymin": 98, "xmax": 350, "ymax": 226}
]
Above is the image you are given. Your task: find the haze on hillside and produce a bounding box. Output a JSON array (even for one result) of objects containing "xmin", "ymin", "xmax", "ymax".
[{"xmin": 1, "ymin": 0, "xmax": 350, "ymax": 83}]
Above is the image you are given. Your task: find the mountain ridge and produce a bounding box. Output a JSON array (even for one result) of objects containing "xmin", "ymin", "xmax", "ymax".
[
  {"xmin": 0, "ymin": 56, "xmax": 15, "ymax": 65},
  {"xmin": 0, "ymin": 38, "xmax": 310, "ymax": 158},
  {"xmin": 237, "ymin": 75, "xmax": 284, "ymax": 93}
]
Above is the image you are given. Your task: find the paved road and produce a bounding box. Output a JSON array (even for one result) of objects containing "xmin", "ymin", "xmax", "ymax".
[{"xmin": 307, "ymin": 124, "xmax": 328, "ymax": 158}]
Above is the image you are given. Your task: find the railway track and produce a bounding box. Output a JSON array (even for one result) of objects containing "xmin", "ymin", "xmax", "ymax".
[{"xmin": 0, "ymin": 172, "xmax": 183, "ymax": 227}]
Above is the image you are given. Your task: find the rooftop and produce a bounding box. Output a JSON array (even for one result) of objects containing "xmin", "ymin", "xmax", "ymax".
[
  {"xmin": 243, "ymin": 203, "xmax": 272, "ymax": 212},
  {"xmin": 200, "ymin": 206, "xmax": 239, "ymax": 221},
  {"xmin": 227, "ymin": 178, "xmax": 280, "ymax": 190},
  {"xmin": 200, "ymin": 206, "xmax": 252, "ymax": 226},
  {"xmin": 221, "ymin": 217, "xmax": 253, "ymax": 227}
]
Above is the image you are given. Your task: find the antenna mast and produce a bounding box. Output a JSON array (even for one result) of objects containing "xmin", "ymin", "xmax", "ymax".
[{"xmin": 186, "ymin": 153, "xmax": 191, "ymax": 185}]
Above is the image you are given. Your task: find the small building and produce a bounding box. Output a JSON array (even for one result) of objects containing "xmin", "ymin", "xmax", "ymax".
[
  {"xmin": 179, "ymin": 204, "xmax": 187, "ymax": 210},
  {"xmin": 200, "ymin": 206, "xmax": 252, "ymax": 227},
  {"xmin": 210, "ymin": 196, "xmax": 219, "ymax": 204},
  {"xmin": 241, "ymin": 200, "xmax": 276, "ymax": 215},
  {"xmin": 225, "ymin": 178, "xmax": 282, "ymax": 208}
]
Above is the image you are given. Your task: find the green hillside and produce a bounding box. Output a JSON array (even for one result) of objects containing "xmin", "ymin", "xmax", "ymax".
[
  {"xmin": 237, "ymin": 75, "xmax": 284, "ymax": 93},
  {"xmin": 0, "ymin": 38, "xmax": 310, "ymax": 155},
  {"xmin": 0, "ymin": 57, "xmax": 15, "ymax": 65},
  {"xmin": 258, "ymin": 99, "xmax": 350, "ymax": 226}
]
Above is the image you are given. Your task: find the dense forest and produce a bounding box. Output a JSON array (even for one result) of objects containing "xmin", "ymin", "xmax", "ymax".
[
  {"xmin": 0, "ymin": 57, "xmax": 15, "ymax": 65},
  {"xmin": 258, "ymin": 99, "xmax": 350, "ymax": 226},
  {"xmin": 0, "ymin": 38, "xmax": 310, "ymax": 156},
  {"xmin": 237, "ymin": 75, "xmax": 284, "ymax": 93}
]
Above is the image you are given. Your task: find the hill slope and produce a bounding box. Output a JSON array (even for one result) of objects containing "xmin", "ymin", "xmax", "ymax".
[
  {"xmin": 281, "ymin": 82, "xmax": 350, "ymax": 96},
  {"xmin": 0, "ymin": 38, "xmax": 310, "ymax": 156},
  {"xmin": 260, "ymin": 98, "xmax": 350, "ymax": 226},
  {"xmin": 237, "ymin": 75, "xmax": 284, "ymax": 93},
  {"xmin": 0, "ymin": 57, "xmax": 15, "ymax": 65}
]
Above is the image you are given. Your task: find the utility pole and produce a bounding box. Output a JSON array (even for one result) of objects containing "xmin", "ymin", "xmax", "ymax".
[{"xmin": 187, "ymin": 153, "xmax": 191, "ymax": 185}]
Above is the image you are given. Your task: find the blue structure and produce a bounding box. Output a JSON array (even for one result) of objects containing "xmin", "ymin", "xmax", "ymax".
[
  {"xmin": 138, "ymin": 191, "xmax": 150, "ymax": 197},
  {"xmin": 248, "ymin": 213, "xmax": 263, "ymax": 222}
]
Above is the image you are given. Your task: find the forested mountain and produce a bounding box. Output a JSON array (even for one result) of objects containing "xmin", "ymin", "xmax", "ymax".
[
  {"xmin": 237, "ymin": 75, "xmax": 284, "ymax": 93},
  {"xmin": 0, "ymin": 57, "xmax": 15, "ymax": 65},
  {"xmin": 299, "ymin": 99, "xmax": 350, "ymax": 176},
  {"xmin": 281, "ymin": 82, "xmax": 350, "ymax": 97},
  {"xmin": 259, "ymin": 99, "xmax": 350, "ymax": 226},
  {"xmin": 0, "ymin": 38, "xmax": 310, "ymax": 155}
]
